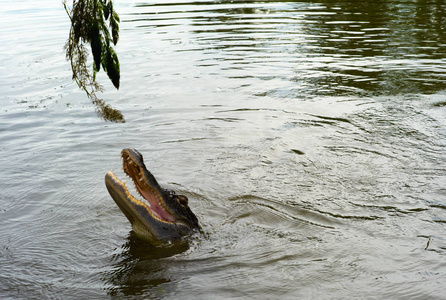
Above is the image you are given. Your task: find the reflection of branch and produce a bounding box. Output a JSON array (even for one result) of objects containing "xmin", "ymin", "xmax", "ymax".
[{"xmin": 63, "ymin": 0, "xmax": 125, "ymax": 123}]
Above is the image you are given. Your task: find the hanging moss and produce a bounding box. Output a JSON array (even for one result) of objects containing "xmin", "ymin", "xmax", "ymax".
[{"xmin": 64, "ymin": 0, "xmax": 124, "ymax": 123}]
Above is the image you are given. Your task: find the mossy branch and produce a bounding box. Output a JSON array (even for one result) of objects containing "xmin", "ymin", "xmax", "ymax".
[{"xmin": 64, "ymin": 0, "xmax": 124, "ymax": 123}]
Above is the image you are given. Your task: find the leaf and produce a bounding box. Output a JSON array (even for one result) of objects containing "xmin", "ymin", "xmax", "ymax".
[
  {"xmin": 112, "ymin": 26, "xmax": 119, "ymax": 45},
  {"xmin": 103, "ymin": 2, "xmax": 110, "ymax": 20},
  {"xmin": 106, "ymin": 48, "xmax": 120, "ymax": 89},
  {"xmin": 108, "ymin": 1, "xmax": 114, "ymax": 20},
  {"xmin": 110, "ymin": 11, "xmax": 120, "ymax": 45},
  {"xmin": 112, "ymin": 10, "xmax": 120, "ymax": 23},
  {"xmin": 90, "ymin": 22, "xmax": 102, "ymax": 71}
]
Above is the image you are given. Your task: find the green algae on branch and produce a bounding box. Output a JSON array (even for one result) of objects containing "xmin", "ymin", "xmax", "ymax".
[{"xmin": 63, "ymin": 0, "xmax": 125, "ymax": 123}]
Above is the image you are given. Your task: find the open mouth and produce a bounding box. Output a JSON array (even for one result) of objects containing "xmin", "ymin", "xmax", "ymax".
[{"xmin": 116, "ymin": 151, "xmax": 176, "ymax": 223}]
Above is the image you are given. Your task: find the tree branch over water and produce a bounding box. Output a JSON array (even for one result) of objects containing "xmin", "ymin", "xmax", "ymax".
[{"xmin": 63, "ymin": 0, "xmax": 125, "ymax": 123}]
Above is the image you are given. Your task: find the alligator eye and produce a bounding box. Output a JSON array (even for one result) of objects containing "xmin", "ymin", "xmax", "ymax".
[{"xmin": 177, "ymin": 195, "xmax": 188, "ymax": 206}]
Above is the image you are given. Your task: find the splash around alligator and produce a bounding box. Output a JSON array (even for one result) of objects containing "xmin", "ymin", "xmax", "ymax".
[{"xmin": 105, "ymin": 148, "xmax": 200, "ymax": 245}]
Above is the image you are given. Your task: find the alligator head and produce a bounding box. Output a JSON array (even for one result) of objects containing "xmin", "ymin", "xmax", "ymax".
[{"xmin": 105, "ymin": 148, "xmax": 199, "ymax": 244}]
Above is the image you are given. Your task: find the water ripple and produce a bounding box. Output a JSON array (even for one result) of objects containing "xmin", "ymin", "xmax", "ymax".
[{"xmin": 1, "ymin": 0, "xmax": 446, "ymax": 299}]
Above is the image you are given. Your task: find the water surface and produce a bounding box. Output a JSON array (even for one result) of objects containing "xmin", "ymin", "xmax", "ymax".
[{"xmin": 1, "ymin": 0, "xmax": 446, "ymax": 298}]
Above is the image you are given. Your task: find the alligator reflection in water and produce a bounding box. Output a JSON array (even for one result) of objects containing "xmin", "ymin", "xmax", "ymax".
[
  {"xmin": 104, "ymin": 232, "xmax": 191, "ymax": 298},
  {"xmin": 105, "ymin": 149, "xmax": 200, "ymax": 245}
]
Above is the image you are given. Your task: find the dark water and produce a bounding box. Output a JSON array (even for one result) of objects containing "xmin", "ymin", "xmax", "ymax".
[{"xmin": 1, "ymin": 0, "xmax": 446, "ymax": 298}]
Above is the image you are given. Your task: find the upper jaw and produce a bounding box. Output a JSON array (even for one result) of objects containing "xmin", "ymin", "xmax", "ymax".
[{"xmin": 121, "ymin": 150, "xmax": 179, "ymax": 223}]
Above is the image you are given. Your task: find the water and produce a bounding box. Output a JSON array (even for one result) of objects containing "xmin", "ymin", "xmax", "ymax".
[{"xmin": 1, "ymin": 0, "xmax": 446, "ymax": 298}]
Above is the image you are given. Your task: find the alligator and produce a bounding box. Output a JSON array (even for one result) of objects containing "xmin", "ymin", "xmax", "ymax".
[{"xmin": 105, "ymin": 148, "xmax": 199, "ymax": 244}]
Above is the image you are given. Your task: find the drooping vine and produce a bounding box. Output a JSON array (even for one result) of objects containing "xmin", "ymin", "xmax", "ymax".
[{"xmin": 64, "ymin": 0, "xmax": 124, "ymax": 123}]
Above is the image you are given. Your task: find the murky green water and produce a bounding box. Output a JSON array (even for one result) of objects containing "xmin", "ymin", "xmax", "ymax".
[{"xmin": 1, "ymin": 0, "xmax": 446, "ymax": 298}]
